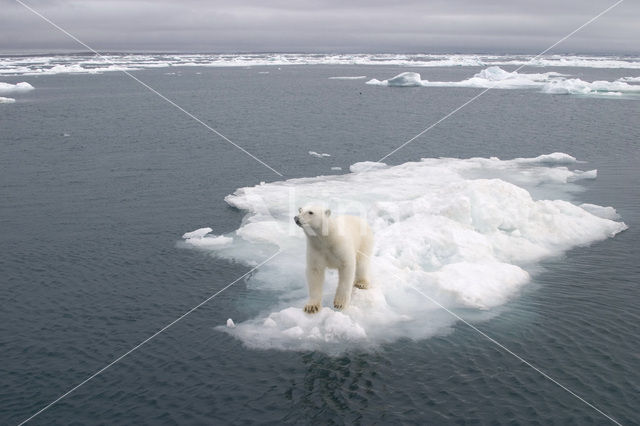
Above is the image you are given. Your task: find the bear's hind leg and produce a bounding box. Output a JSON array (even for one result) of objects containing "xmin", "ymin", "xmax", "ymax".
[
  {"xmin": 354, "ymin": 244, "xmax": 372, "ymax": 289},
  {"xmin": 334, "ymin": 260, "xmax": 355, "ymax": 310}
]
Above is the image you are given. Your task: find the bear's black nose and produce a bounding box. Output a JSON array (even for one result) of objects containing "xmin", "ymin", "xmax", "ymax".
[{"xmin": 294, "ymin": 216, "xmax": 301, "ymax": 227}]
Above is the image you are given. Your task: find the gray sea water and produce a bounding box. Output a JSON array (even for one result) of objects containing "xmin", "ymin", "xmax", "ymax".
[{"xmin": 1, "ymin": 63, "xmax": 639, "ymax": 424}]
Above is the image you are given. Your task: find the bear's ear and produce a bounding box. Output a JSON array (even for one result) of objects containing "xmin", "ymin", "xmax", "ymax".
[
  {"xmin": 325, "ymin": 209, "xmax": 331, "ymax": 217},
  {"xmin": 298, "ymin": 207, "xmax": 302, "ymax": 213}
]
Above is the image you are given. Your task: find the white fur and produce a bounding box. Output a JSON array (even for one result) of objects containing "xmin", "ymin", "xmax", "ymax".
[{"xmin": 294, "ymin": 204, "xmax": 374, "ymax": 313}]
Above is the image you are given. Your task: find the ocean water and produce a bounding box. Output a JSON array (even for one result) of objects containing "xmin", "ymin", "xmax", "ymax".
[{"xmin": 1, "ymin": 56, "xmax": 639, "ymax": 424}]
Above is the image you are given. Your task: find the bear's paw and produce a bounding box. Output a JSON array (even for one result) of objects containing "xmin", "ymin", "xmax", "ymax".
[
  {"xmin": 303, "ymin": 302, "xmax": 320, "ymax": 314},
  {"xmin": 354, "ymin": 279, "xmax": 369, "ymax": 289}
]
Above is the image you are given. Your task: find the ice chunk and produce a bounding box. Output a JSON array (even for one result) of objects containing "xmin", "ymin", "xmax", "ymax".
[
  {"xmin": 514, "ymin": 152, "xmax": 577, "ymax": 164},
  {"xmin": 182, "ymin": 227, "xmax": 233, "ymax": 248},
  {"xmin": 365, "ymin": 78, "xmax": 384, "ymax": 85},
  {"xmin": 308, "ymin": 151, "xmax": 331, "ymax": 158},
  {"xmin": 387, "ymin": 72, "xmax": 424, "ymax": 87},
  {"xmin": 0, "ymin": 81, "xmax": 34, "ymax": 94},
  {"xmin": 226, "ymin": 318, "xmax": 236, "ymax": 328},
  {"xmin": 182, "ymin": 227, "xmax": 213, "ymax": 239},
  {"xmin": 619, "ymin": 76, "xmax": 640, "ymax": 83},
  {"xmin": 184, "ymin": 235, "xmax": 232, "ymax": 248},
  {"xmin": 0, "ymin": 96, "xmax": 15, "ymax": 103},
  {"xmin": 329, "ymin": 76, "xmax": 367, "ymax": 80},
  {"xmin": 367, "ymin": 72, "xmax": 422, "ymax": 87},
  {"xmin": 474, "ymin": 66, "xmax": 517, "ymax": 81}
]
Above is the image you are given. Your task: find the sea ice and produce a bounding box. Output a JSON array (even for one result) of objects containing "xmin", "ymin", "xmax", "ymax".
[
  {"xmin": 308, "ymin": 151, "xmax": 331, "ymax": 158},
  {"xmin": 0, "ymin": 81, "xmax": 34, "ymax": 94},
  {"xmin": 182, "ymin": 154, "xmax": 627, "ymax": 353},
  {"xmin": 367, "ymin": 67, "xmax": 640, "ymax": 97},
  {"xmin": 328, "ymin": 76, "xmax": 367, "ymax": 80},
  {"xmin": 541, "ymin": 78, "xmax": 640, "ymax": 95},
  {"xmin": 618, "ymin": 76, "xmax": 640, "ymax": 83},
  {"xmin": 182, "ymin": 227, "xmax": 233, "ymax": 248},
  {"xmin": 182, "ymin": 227, "xmax": 213, "ymax": 239},
  {"xmin": 3, "ymin": 54, "xmax": 640, "ymax": 77}
]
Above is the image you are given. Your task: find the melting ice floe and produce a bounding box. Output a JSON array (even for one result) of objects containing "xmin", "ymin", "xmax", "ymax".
[
  {"xmin": 181, "ymin": 154, "xmax": 626, "ymax": 353},
  {"xmin": 0, "ymin": 96, "xmax": 15, "ymax": 103},
  {"xmin": 367, "ymin": 67, "xmax": 640, "ymax": 97}
]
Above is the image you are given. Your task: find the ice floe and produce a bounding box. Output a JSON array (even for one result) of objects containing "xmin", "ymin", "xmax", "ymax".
[
  {"xmin": 0, "ymin": 53, "xmax": 640, "ymax": 79},
  {"xmin": 329, "ymin": 76, "xmax": 368, "ymax": 80},
  {"xmin": 2, "ymin": 54, "xmax": 640, "ymax": 76},
  {"xmin": 0, "ymin": 81, "xmax": 34, "ymax": 94},
  {"xmin": 181, "ymin": 154, "xmax": 626, "ymax": 353},
  {"xmin": 367, "ymin": 66, "xmax": 640, "ymax": 97},
  {"xmin": 309, "ymin": 151, "xmax": 331, "ymax": 158}
]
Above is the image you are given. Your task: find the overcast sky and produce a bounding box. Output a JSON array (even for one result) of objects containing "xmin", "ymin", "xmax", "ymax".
[{"xmin": 1, "ymin": 0, "xmax": 638, "ymax": 55}]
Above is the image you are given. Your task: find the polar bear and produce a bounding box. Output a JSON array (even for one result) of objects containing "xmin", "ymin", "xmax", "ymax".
[{"xmin": 294, "ymin": 204, "xmax": 374, "ymax": 313}]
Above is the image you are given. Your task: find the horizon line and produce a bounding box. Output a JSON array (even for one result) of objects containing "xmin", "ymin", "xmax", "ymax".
[{"xmin": 1, "ymin": 49, "xmax": 639, "ymax": 58}]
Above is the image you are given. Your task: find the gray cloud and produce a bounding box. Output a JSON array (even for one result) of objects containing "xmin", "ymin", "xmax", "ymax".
[{"xmin": 0, "ymin": 0, "xmax": 637, "ymax": 54}]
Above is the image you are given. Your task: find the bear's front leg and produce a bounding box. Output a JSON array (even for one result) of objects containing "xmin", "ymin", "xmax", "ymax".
[
  {"xmin": 334, "ymin": 259, "xmax": 355, "ymax": 310},
  {"xmin": 304, "ymin": 265, "xmax": 325, "ymax": 314}
]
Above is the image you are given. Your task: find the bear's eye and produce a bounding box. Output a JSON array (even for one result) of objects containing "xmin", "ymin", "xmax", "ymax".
[{"xmin": 309, "ymin": 211, "xmax": 314, "ymax": 215}]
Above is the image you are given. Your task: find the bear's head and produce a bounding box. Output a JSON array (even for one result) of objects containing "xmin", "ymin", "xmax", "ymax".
[{"xmin": 294, "ymin": 204, "xmax": 331, "ymax": 237}]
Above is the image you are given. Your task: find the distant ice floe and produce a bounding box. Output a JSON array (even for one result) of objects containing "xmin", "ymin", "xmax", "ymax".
[
  {"xmin": 182, "ymin": 228, "xmax": 232, "ymax": 248},
  {"xmin": 309, "ymin": 151, "xmax": 331, "ymax": 158},
  {"xmin": 0, "ymin": 81, "xmax": 34, "ymax": 104},
  {"xmin": 329, "ymin": 76, "xmax": 368, "ymax": 80},
  {"xmin": 367, "ymin": 67, "xmax": 562, "ymax": 89},
  {"xmin": 2, "ymin": 53, "xmax": 640, "ymax": 76},
  {"xmin": 181, "ymin": 153, "xmax": 626, "ymax": 354},
  {"xmin": 0, "ymin": 81, "xmax": 34, "ymax": 94},
  {"xmin": 367, "ymin": 66, "xmax": 640, "ymax": 97}
]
